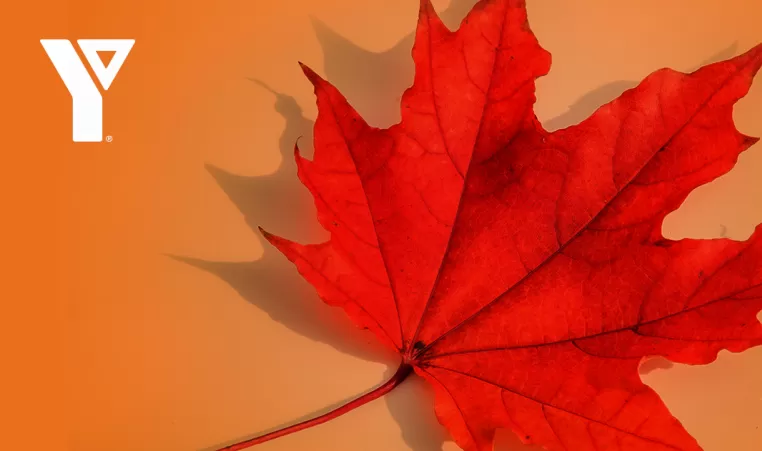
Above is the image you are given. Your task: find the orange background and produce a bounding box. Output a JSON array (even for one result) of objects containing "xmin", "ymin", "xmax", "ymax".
[{"xmin": 3, "ymin": 1, "xmax": 761, "ymax": 450}]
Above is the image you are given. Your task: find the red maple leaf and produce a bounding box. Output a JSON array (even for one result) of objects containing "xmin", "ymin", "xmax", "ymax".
[{"xmin": 220, "ymin": 1, "xmax": 762, "ymax": 450}]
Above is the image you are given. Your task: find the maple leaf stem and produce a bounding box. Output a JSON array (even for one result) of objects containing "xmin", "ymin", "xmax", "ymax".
[{"xmin": 215, "ymin": 363, "xmax": 414, "ymax": 451}]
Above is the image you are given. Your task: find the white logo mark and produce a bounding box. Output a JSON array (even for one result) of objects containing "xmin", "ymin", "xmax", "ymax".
[{"xmin": 41, "ymin": 39, "xmax": 134, "ymax": 142}]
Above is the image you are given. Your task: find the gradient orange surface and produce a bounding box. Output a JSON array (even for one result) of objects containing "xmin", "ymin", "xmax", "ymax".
[{"xmin": 3, "ymin": 1, "xmax": 761, "ymax": 450}]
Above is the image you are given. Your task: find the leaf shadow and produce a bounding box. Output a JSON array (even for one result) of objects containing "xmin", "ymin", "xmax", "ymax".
[
  {"xmin": 180, "ymin": 1, "xmax": 740, "ymax": 448},
  {"xmin": 543, "ymin": 42, "xmax": 739, "ymax": 132},
  {"xmin": 170, "ymin": 81, "xmax": 393, "ymax": 365}
]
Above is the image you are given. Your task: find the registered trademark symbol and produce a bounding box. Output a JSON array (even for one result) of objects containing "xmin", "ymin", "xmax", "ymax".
[{"xmin": 106, "ymin": 135, "xmax": 113, "ymax": 142}]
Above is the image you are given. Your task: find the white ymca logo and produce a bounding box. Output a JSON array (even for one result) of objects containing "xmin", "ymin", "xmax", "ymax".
[{"xmin": 41, "ymin": 39, "xmax": 134, "ymax": 142}]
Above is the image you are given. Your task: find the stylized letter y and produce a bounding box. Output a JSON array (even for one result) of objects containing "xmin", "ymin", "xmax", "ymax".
[{"xmin": 41, "ymin": 39, "xmax": 134, "ymax": 142}]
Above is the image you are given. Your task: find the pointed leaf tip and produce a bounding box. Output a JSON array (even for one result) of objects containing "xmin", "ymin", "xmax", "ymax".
[
  {"xmin": 258, "ymin": 226, "xmax": 273, "ymax": 241},
  {"xmin": 293, "ymin": 140, "xmax": 302, "ymax": 158},
  {"xmin": 727, "ymin": 42, "xmax": 762, "ymax": 77},
  {"xmin": 743, "ymin": 135, "xmax": 761, "ymax": 148},
  {"xmin": 418, "ymin": 0, "xmax": 445, "ymax": 28},
  {"xmin": 259, "ymin": 227, "xmax": 293, "ymax": 252},
  {"xmin": 749, "ymin": 42, "xmax": 762, "ymax": 74},
  {"xmin": 298, "ymin": 62, "xmax": 322, "ymax": 85}
]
